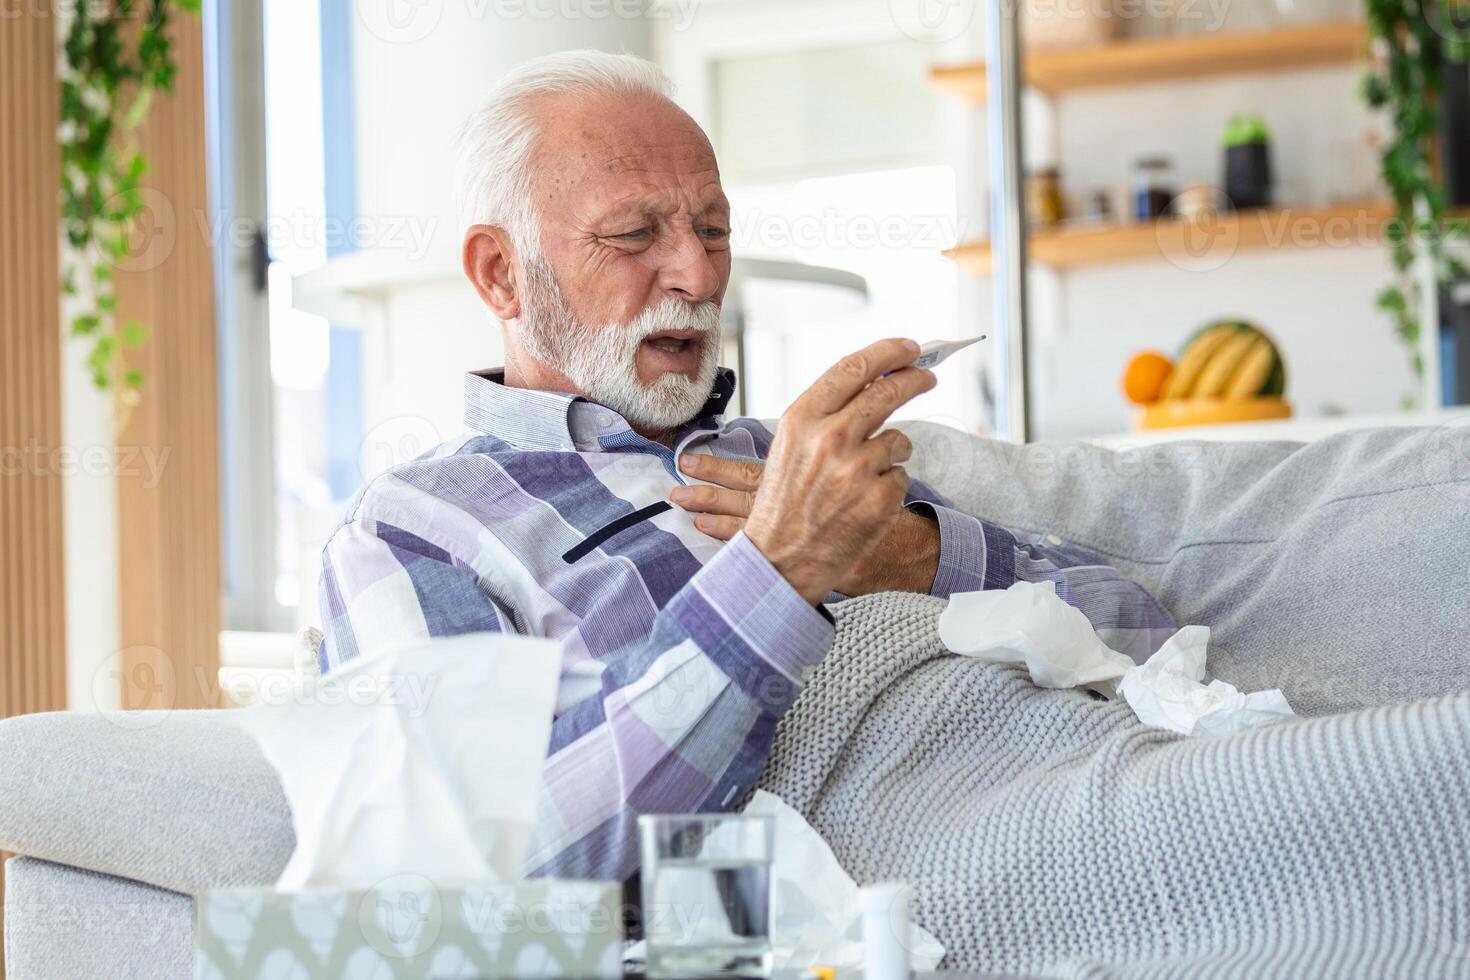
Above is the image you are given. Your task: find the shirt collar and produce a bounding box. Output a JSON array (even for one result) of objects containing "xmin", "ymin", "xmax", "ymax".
[{"xmin": 463, "ymin": 367, "xmax": 737, "ymax": 452}]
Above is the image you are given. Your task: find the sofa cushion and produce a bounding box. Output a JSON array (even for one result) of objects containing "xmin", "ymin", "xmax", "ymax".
[
  {"xmin": 0, "ymin": 709, "xmax": 292, "ymax": 895},
  {"xmin": 3, "ymin": 856, "xmax": 193, "ymax": 980}
]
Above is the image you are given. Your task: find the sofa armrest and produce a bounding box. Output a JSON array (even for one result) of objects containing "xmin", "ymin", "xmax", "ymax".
[{"xmin": 0, "ymin": 710, "xmax": 292, "ymax": 895}]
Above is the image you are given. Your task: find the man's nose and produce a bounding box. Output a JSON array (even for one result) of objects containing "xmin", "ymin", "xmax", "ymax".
[{"xmin": 657, "ymin": 228, "xmax": 722, "ymax": 304}]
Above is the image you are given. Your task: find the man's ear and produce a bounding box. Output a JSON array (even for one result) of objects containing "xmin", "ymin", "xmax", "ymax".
[{"xmin": 462, "ymin": 224, "xmax": 520, "ymax": 321}]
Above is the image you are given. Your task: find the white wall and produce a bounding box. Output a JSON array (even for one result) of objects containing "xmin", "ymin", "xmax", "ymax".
[
  {"xmin": 341, "ymin": 3, "xmax": 655, "ymax": 447},
  {"xmin": 61, "ymin": 325, "xmax": 120, "ymax": 712}
]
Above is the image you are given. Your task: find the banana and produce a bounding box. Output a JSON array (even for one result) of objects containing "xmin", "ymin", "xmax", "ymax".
[
  {"xmin": 1161, "ymin": 324, "xmax": 1238, "ymax": 399},
  {"xmin": 1223, "ymin": 337, "xmax": 1276, "ymax": 401},
  {"xmin": 1192, "ymin": 330, "xmax": 1260, "ymax": 398}
]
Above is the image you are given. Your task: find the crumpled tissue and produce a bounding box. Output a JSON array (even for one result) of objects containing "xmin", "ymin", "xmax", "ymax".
[
  {"xmin": 937, "ymin": 577, "xmax": 1135, "ymax": 693},
  {"xmin": 1118, "ymin": 624, "xmax": 1296, "ymax": 737},
  {"xmin": 231, "ymin": 631, "xmax": 563, "ymax": 889},
  {"xmin": 938, "ymin": 580, "xmax": 1295, "ymax": 737},
  {"xmin": 624, "ymin": 791, "xmax": 944, "ymax": 972}
]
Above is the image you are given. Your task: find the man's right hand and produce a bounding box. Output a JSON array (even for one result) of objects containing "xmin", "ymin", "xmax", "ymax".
[{"xmin": 742, "ymin": 338, "xmax": 936, "ymax": 604}]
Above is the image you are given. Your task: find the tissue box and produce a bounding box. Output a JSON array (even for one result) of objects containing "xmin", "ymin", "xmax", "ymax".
[{"xmin": 194, "ymin": 878, "xmax": 623, "ymax": 979}]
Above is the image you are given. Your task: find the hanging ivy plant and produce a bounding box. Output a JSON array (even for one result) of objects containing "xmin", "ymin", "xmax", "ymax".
[
  {"xmin": 58, "ymin": 0, "xmax": 201, "ymax": 411},
  {"xmin": 1362, "ymin": 0, "xmax": 1470, "ymax": 406}
]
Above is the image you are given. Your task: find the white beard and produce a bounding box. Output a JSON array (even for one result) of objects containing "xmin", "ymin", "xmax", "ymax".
[{"xmin": 515, "ymin": 254, "xmax": 723, "ymax": 432}]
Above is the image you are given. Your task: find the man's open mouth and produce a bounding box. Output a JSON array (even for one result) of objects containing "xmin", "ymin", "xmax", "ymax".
[{"xmin": 642, "ymin": 330, "xmax": 702, "ymax": 354}]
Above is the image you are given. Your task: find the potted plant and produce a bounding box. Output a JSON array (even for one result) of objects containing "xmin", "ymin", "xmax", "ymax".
[
  {"xmin": 1361, "ymin": 0, "xmax": 1469, "ymax": 404},
  {"xmin": 1221, "ymin": 114, "xmax": 1273, "ymax": 211}
]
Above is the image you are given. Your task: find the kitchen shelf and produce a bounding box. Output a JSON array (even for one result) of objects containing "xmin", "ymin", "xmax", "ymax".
[
  {"xmin": 930, "ymin": 20, "xmax": 1367, "ymax": 103},
  {"xmin": 944, "ymin": 201, "xmax": 1398, "ymax": 275}
]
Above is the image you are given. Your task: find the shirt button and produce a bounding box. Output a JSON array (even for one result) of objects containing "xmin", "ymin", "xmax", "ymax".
[
  {"xmin": 1046, "ymin": 534, "xmax": 1063, "ymax": 546},
  {"xmin": 596, "ymin": 414, "xmax": 613, "ymax": 427}
]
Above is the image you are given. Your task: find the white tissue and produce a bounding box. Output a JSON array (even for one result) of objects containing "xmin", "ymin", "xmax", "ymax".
[
  {"xmin": 747, "ymin": 791, "xmax": 944, "ymax": 973},
  {"xmin": 232, "ymin": 632, "xmax": 563, "ymax": 890},
  {"xmin": 939, "ymin": 581, "xmax": 1294, "ymax": 737},
  {"xmin": 938, "ymin": 579, "xmax": 1134, "ymax": 692},
  {"xmin": 1119, "ymin": 625, "xmax": 1296, "ymax": 737}
]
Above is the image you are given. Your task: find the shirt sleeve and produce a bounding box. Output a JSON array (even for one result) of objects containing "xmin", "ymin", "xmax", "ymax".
[
  {"xmin": 902, "ymin": 479, "xmax": 1019, "ymax": 599},
  {"xmin": 318, "ymin": 518, "xmax": 833, "ymax": 884}
]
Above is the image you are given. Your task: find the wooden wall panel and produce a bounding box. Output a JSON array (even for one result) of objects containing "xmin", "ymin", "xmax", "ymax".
[
  {"xmin": 1, "ymin": 9, "xmax": 69, "ymax": 973},
  {"xmin": 0, "ymin": 10, "xmax": 69, "ymax": 717},
  {"xmin": 113, "ymin": 11, "xmax": 222, "ymax": 712}
]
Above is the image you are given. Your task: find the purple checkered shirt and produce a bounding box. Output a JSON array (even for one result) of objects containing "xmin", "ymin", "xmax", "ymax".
[{"xmin": 317, "ymin": 367, "xmax": 1175, "ymax": 883}]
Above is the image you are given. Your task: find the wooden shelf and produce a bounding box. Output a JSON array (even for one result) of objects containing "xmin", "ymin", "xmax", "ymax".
[
  {"xmin": 945, "ymin": 202, "xmax": 1399, "ymax": 275},
  {"xmin": 930, "ymin": 20, "xmax": 1367, "ymax": 103}
]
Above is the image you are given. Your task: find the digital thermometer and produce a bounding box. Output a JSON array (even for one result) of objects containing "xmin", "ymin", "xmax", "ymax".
[
  {"xmin": 884, "ymin": 335, "xmax": 987, "ymax": 376},
  {"xmin": 912, "ymin": 335, "xmax": 986, "ymax": 369}
]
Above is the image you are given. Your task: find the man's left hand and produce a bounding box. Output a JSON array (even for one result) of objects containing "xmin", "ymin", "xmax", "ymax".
[{"xmin": 671, "ymin": 453, "xmax": 940, "ymax": 596}]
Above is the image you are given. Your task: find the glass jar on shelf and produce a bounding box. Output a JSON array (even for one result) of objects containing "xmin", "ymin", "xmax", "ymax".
[{"xmin": 1132, "ymin": 156, "xmax": 1177, "ymax": 221}]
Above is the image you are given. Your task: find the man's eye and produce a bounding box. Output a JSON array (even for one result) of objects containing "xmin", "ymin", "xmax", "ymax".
[
  {"xmin": 700, "ymin": 226, "xmax": 729, "ymax": 241},
  {"xmin": 612, "ymin": 229, "xmax": 651, "ymax": 241}
]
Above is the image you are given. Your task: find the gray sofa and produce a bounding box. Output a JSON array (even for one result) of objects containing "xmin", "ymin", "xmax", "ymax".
[
  {"xmin": 2, "ymin": 710, "xmax": 293, "ymax": 978},
  {"xmin": 4, "ymin": 423, "xmax": 1468, "ymax": 978}
]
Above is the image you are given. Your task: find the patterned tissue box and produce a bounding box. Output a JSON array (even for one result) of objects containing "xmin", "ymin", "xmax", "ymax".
[{"xmin": 194, "ymin": 878, "xmax": 623, "ymax": 979}]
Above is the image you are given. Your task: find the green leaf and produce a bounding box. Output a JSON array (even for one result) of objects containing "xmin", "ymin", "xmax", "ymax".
[
  {"xmin": 71, "ymin": 313, "xmax": 101, "ymax": 336},
  {"xmin": 120, "ymin": 320, "xmax": 148, "ymax": 347},
  {"xmin": 122, "ymin": 87, "xmax": 153, "ymax": 130},
  {"xmin": 123, "ymin": 368, "xmax": 145, "ymax": 388}
]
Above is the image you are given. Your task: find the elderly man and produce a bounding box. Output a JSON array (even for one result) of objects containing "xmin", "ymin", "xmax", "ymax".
[{"xmin": 318, "ymin": 50, "xmax": 1171, "ymax": 883}]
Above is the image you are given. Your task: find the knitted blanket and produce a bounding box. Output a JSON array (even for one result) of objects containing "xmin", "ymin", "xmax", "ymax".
[{"xmin": 756, "ymin": 590, "xmax": 1470, "ymax": 978}]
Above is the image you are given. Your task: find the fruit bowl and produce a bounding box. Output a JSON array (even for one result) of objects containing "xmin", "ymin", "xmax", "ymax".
[
  {"xmin": 1137, "ymin": 396, "xmax": 1293, "ymax": 430},
  {"xmin": 1123, "ymin": 319, "xmax": 1293, "ymax": 430}
]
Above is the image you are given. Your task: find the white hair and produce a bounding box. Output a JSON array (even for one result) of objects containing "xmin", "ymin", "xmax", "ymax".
[{"xmin": 452, "ymin": 50, "xmax": 676, "ymax": 255}]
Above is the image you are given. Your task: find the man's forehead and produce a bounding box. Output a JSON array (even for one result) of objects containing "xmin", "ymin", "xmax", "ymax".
[{"xmin": 531, "ymin": 91, "xmax": 724, "ymax": 212}]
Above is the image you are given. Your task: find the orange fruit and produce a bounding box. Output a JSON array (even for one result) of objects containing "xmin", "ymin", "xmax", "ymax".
[{"xmin": 1122, "ymin": 351, "xmax": 1174, "ymax": 405}]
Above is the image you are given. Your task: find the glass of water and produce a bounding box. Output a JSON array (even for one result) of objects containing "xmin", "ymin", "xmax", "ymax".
[{"xmin": 638, "ymin": 812, "xmax": 774, "ymax": 979}]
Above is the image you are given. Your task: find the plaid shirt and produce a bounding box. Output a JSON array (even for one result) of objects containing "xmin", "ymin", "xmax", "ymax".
[{"xmin": 318, "ymin": 368, "xmax": 1175, "ymax": 883}]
